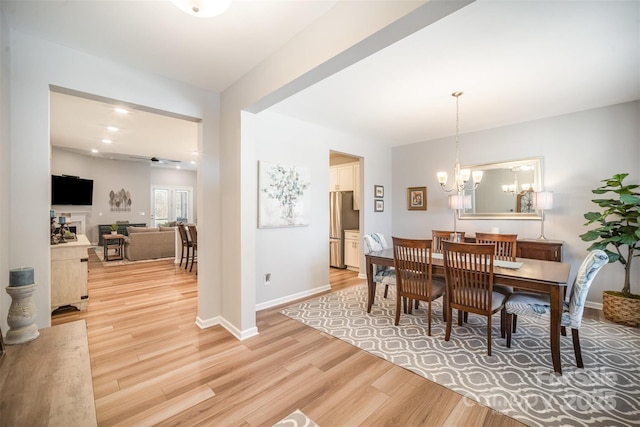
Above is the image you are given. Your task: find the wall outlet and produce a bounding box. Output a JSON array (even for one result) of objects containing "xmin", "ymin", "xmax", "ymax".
[{"xmin": 264, "ymin": 273, "xmax": 271, "ymax": 285}]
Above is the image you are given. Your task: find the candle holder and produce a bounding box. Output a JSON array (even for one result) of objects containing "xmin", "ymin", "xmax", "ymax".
[{"xmin": 5, "ymin": 267, "xmax": 39, "ymax": 345}]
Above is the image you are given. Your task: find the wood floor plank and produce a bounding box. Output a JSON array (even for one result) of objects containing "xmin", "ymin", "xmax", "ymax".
[{"xmin": 51, "ymin": 250, "xmax": 526, "ymax": 426}]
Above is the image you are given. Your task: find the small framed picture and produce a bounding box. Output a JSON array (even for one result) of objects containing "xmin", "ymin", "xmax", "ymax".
[
  {"xmin": 374, "ymin": 199, "xmax": 384, "ymax": 212},
  {"xmin": 407, "ymin": 186, "xmax": 427, "ymax": 210},
  {"xmin": 374, "ymin": 185, "xmax": 384, "ymax": 198}
]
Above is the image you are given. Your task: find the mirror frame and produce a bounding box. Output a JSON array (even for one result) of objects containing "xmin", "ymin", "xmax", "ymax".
[{"xmin": 459, "ymin": 157, "xmax": 543, "ymax": 220}]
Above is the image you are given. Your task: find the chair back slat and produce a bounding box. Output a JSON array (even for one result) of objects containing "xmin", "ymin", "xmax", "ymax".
[
  {"xmin": 475, "ymin": 232, "xmax": 517, "ymax": 261},
  {"xmin": 443, "ymin": 241, "xmax": 495, "ymax": 314}
]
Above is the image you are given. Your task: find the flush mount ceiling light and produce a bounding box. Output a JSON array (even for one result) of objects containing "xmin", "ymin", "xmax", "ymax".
[{"xmin": 170, "ymin": 0, "xmax": 232, "ymax": 18}]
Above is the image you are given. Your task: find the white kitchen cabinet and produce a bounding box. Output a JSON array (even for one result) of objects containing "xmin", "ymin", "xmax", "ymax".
[
  {"xmin": 353, "ymin": 163, "xmax": 360, "ymax": 210},
  {"xmin": 344, "ymin": 230, "xmax": 360, "ymax": 271},
  {"xmin": 51, "ymin": 234, "xmax": 90, "ymax": 312},
  {"xmin": 330, "ymin": 163, "xmax": 356, "ymax": 192}
]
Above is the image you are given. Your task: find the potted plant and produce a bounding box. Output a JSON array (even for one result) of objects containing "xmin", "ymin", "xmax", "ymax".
[
  {"xmin": 580, "ymin": 173, "xmax": 640, "ymax": 326},
  {"xmin": 110, "ymin": 224, "xmax": 118, "ymax": 235}
]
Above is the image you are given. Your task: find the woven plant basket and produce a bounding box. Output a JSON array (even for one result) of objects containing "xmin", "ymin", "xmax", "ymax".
[{"xmin": 602, "ymin": 291, "xmax": 640, "ymax": 327}]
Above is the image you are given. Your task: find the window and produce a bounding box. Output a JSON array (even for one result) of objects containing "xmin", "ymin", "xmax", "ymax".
[{"xmin": 151, "ymin": 186, "xmax": 193, "ymax": 226}]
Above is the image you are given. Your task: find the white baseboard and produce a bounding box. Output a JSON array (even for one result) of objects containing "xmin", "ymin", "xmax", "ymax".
[
  {"xmin": 358, "ymin": 273, "xmax": 367, "ymax": 280},
  {"xmin": 255, "ymin": 284, "xmax": 331, "ymax": 311},
  {"xmin": 585, "ymin": 301, "xmax": 603, "ymax": 310},
  {"xmin": 195, "ymin": 315, "xmax": 259, "ymax": 340}
]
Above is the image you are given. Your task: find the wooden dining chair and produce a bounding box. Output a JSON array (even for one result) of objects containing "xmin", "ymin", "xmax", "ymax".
[
  {"xmin": 474, "ymin": 232, "xmax": 518, "ymax": 334},
  {"xmin": 442, "ymin": 241, "xmax": 506, "ymax": 356},
  {"xmin": 506, "ymin": 250, "xmax": 608, "ymax": 368},
  {"xmin": 392, "ymin": 237, "xmax": 445, "ymax": 336},
  {"xmin": 187, "ymin": 224, "xmax": 198, "ymax": 273},
  {"xmin": 177, "ymin": 223, "xmax": 192, "ymax": 269},
  {"xmin": 432, "ymin": 230, "xmax": 466, "ymax": 253},
  {"xmin": 475, "ymin": 232, "xmax": 518, "ymax": 260}
]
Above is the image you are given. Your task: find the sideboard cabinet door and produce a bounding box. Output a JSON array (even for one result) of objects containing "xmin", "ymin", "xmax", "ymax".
[{"xmin": 517, "ymin": 239, "xmax": 562, "ymax": 262}]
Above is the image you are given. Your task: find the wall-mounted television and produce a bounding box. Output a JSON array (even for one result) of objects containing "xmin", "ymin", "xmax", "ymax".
[{"xmin": 51, "ymin": 175, "xmax": 94, "ymax": 205}]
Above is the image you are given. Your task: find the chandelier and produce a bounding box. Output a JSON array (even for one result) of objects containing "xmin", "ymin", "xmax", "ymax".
[
  {"xmin": 437, "ymin": 92, "xmax": 483, "ymax": 193},
  {"xmin": 502, "ymin": 166, "xmax": 534, "ymax": 195},
  {"xmin": 170, "ymin": 0, "xmax": 231, "ymax": 17}
]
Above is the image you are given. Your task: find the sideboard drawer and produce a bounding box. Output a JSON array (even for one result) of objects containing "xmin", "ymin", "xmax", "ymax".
[{"xmin": 517, "ymin": 239, "xmax": 562, "ymax": 262}]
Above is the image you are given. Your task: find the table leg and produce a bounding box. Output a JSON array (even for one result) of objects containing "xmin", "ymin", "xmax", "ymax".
[
  {"xmin": 549, "ymin": 286, "xmax": 563, "ymax": 375},
  {"xmin": 366, "ymin": 257, "xmax": 376, "ymax": 313}
]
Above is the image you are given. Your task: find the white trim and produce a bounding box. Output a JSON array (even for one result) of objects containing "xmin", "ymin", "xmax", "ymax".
[
  {"xmin": 358, "ymin": 273, "xmax": 367, "ymax": 280},
  {"xmin": 195, "ymin": 315, "xmax": 221, "ymax": 329},
  {"xmin": 255, "ymin": 284, "xmax": 331, "ymax": 311},
  {"xmin": 585, "ymin": 301, "xmax": 603, "ymax": 310},
  {"xmin": 195, "ymin": 315, "xmax": 259, "ymax": 340}
]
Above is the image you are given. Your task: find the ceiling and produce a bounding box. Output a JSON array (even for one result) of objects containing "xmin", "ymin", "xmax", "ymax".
[{"xmin": 2, "ymin": 0, "xmax": 639, "ymax": 166}]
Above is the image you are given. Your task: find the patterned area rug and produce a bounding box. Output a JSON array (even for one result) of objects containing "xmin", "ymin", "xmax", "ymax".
[
  {"xmin": 280, "ymin": 284, "xmax": 640, "ymax": 427},
  {"xmin": 273, "ymin": 409, "xmax": 318, "ymax": 427}
]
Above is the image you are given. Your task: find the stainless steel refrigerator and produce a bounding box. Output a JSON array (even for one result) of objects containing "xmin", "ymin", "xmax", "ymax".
[{"xmin": 329, "ymin": 191, "xmax": 359, "ymax": 268}]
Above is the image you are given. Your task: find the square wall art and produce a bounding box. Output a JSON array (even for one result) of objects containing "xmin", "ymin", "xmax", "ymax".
[{"xmin": 258, "ymin": 161, "xmax": 311, "ymax": 228}]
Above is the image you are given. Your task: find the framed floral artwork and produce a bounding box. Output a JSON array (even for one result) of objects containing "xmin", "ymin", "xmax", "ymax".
[
  {"xmin": 258, "ymin": 161, "xmax": 311, "ymax": 227},
  {"xmin": 375, "ymin": 199, "xmax": 384, "ymax": 212},
  {"xmin": 407, "ymin": 186, "xmax": 427, "ymax": 210},
  {"xmin": 374, "ymin": 185, "xmax": 384, "ymax": 198}
]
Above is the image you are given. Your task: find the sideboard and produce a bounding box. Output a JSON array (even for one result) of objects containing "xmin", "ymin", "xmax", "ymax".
[
  {"xmin": 466, "ymin": 236, "xmax": 562, "ymax": 262},
  {"xmin": 51, "ymin": 234, "xmax": 90, "ymax": 312}
]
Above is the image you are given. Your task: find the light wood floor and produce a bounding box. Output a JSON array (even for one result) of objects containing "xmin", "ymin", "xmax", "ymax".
[{"xmin": 52, "ymin": 252, "xmax": 525, "ymax": 426}]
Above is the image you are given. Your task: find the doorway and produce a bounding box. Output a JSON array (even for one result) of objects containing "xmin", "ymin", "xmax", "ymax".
[{"xmin": 329, "ymin": 150, "xmax": 362, "ymax": 286}]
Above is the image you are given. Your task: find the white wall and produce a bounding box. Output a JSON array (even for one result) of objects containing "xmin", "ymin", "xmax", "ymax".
[
  {"xmin": 2, "ymin": 30, "xmax": 220, "ymax": 332},
  {"xmin": 392, "ymin": 101, "xmax": 640, "ymax": 305},
  {"xmin": 0, "ymin": 10, "xmax": 9, "ymax": 336},
  {"xmin": 246, "ymin": 110, "xmax": 393, "ymax": 308}
]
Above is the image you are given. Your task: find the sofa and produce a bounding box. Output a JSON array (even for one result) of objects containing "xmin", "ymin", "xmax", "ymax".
[{"xmin": 124, "ymin": 226, "xmax": 176, "ymax": 261}]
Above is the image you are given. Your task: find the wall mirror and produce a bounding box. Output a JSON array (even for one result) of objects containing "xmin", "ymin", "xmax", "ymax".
[{"xmin": 459, "ymin": 157, "xmax": 543, "ymax": 220}]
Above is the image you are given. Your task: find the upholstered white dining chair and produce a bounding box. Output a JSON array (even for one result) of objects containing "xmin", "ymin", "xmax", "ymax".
[
  {"xmin": 505, "ymin": 249, "xmax": 608, "ymax": 368},
  {"xmin": 363, "ymin": 233, "xmax": 396, "ymax": 299}
]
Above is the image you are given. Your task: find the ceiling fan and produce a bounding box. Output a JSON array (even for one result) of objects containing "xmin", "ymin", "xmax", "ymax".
[{"xmin": 127, "ymin": 155, "xmax": 181, "ymax": 164}]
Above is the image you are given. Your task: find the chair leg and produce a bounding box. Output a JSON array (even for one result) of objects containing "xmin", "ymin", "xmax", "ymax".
[
  {"xmin": 513, "ymin": 314, "xmax": 518, "ymax": 333},
  {"xmin": 463, "ymin": 311, "xmax": 468, "ymax": 323},
  {"xmin": 445, "ymin": 306, "xmax": 452, "ymax": 341},
  {"xmin": 487, "ymin": 315, "xmax": 492, "ymax": 356},
  {"xmin": 457, "ymin": 309, "xmax": 463, "ymax": 327},
  {"xmin": 184, "ymin": 246, "xmax": 191, "ymax": 270},
  {"xmin": 427, "ymin": 300, "xmax": 432, "ymax": 336},
  {"xmin": 395, "ymin": 294, "xmax": 402, "ymax": 326},
  {"xmin": 384, "ymin": 284, "xmax": 389, "ymax": 298},
  {"xmin": 500, "ymin": 309, "xmax": 506, "ymax": 338},
  {"xmin": 506, "ymin": 313, "xmax": 513, "ymax": 348},
  {"xmin": 189, "ymin": 248, "xmax": 196, "ymax": 272},
  {"xmin": 180, "ymin": 245, "xmax": 185, "ymax": 266},
  {"xmin": 561, "ymin": 325, "xmax": 567, "ymax": 337},
  {"xmin": 572, "ymin": 328, "xmax": 584, "ymax": 368}
]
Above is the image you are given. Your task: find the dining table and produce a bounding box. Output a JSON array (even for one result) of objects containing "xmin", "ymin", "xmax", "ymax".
[{"xmin": 365, "ymin": 248, "xmax": 572, "ymax": 374}]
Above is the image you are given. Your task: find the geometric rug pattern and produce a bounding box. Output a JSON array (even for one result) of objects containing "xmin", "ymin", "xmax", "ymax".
[{"xmin": 280, "ymin": 284, "xmax": 640, "ymax": 427}]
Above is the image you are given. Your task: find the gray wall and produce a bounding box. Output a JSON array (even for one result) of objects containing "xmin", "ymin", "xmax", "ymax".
[{"xmin": 392, "ymin": 101, "xmax": 640, "ymax": 306}]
